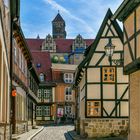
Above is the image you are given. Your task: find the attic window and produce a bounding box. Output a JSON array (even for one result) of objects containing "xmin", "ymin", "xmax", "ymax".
[
  {"xmin": 36, "ymin": 63, "xmax": 41, "ymax": 68},
  {"xmin": 39, "ymin": 73, "xmax": 44, "ymax": 82}
]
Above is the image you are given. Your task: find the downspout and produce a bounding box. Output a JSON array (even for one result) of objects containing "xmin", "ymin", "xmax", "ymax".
[{"xmin": 9, "ymin": 0, "xmax": 19, "ymax": 138}]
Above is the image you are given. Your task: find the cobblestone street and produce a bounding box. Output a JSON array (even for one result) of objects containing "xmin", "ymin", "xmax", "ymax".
[{"xmin": 32, "ymin": 125, "xmax": 74, "ymax": 140}]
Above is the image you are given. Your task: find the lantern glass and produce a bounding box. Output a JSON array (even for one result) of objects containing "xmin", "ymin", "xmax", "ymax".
[{"xmin": 104, "ymin": 40, "xmax": 115, "ymax": 56}]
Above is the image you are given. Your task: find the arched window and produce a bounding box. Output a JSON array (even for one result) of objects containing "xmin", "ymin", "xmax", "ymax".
[{"xmin": 39, "ymin": 73, "xmax": 44, "ymax": 82}]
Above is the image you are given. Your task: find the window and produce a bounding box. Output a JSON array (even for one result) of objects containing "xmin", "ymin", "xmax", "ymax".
[
  {"xmin": 24, "ymin": 61, "xmax": 27, "ymax": 77},
  {"xmin": 65, "ymin": 106, "xmax": 72, "ymax": 115},
  {"xmin": 87, "ymin": 101, "xmax": 101, "ymax": 116},
  {"xmin": 36, "ymin": 106, "xmax": 42, "ymax": 116},
  {"xmin": 21, "ymin": 54, "xmax": 24, "ymax": 73},
  {"xmin": 64, "ymin": 73, "xmax": 73, "ymax": 83},
  {"xmin": 65, "ymin": 87, "xmax": 72, "ymax": 101},
  {"xmin": 19, "ymin": 48, "xmax": 22, "ymax": 69},
  {"xmin": 44, "ymin": 89, "xmax": 52, "ymax": 100},
  {"xmin": 102, "ymin": 67, "xmax": 115, "ymax": 82},
  {"xmin": 36, "ymin": 63, "xmax": 41, "ymax": 68},
  {"xmin": 14, "ymin": 46, "xmax": 17, "ymax": 63},
  {"xmin": 37, "ymin": 89, "xmax": 42, "ymax": 99},
  {"xmin": 39, "ymin": 73, "xmax": 45, "ymax": 82},
  {"xmin": 44, "ymin": 106, "xmax": 50, "ymax": 116}
]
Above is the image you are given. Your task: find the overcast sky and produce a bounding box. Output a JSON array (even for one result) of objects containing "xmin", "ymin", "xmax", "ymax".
[{"xmin": 20, "ymin": 0, "xmax": 123, "ymax": 39}]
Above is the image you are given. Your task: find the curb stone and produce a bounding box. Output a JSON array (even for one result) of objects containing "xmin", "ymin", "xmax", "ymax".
[{"xmin": 27, "ymin": 126, "xmax": 44, "ymax": 140}]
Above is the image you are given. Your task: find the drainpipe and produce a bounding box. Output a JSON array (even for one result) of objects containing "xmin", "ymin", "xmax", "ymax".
[{"xmin": 9, "ymin": 0, "xmax": 19, "ymax": 139}]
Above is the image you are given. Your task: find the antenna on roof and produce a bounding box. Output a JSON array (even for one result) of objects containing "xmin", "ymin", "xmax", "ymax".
[{"xmin": 58, "ymin": 10, "xmax": 60, "ymax": 13}]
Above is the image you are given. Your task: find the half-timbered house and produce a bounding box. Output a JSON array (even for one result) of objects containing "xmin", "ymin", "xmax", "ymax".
[
  {"xmin": 74, "ymin": 9, "xmax": 129, "ymax": 138},
  {"xmin": 113, "ymin": 1, "xmax": 140, "ymax": 139},
  {"xmin": 31, "ymin": 51, "xmax": 56, "ymax": 125}
]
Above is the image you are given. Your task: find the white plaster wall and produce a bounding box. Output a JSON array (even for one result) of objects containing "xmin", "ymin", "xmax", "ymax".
[
  {"xmin": 103, "ymin": 101, "xmax": 115, "ymax": 116},
  {"xmin": 121, "ymin": 102, "xmax": 129, "ymax": 116},
  {"xmin": 117, "ymin": 84, "xmax": 129, "ymax": 99},
  {"xmin": 117, "ymin": 68, "xmax": 129, "ymax": 83},
  {"xmin": 89, "ymin": 53, "xmax": 104, "ymax": 66},
  {"xmin": 87, "ymin": 68, "xmax": 100, "ymax": 82},
  {"xmin": 103, "ymin": 84, "xmax": 115, "ymax": 99},
  {"xmin": 87, "ymin": 84, "xmax": 100, "ymax": 99},
  {"xmin": 95, "ymin": 39, "xmax": 108, "ymax": 51}
]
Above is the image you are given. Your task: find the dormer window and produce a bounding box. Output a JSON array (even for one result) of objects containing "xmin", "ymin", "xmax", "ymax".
[
  {"xmin": 39, "ymin": 73, "xmax": 45, "ymax": 82},
  {"xmin": 64, "ymin": 73, "xmax": 73, "ymax": 83},
  {"xmin": 36, "ymin": 63, "xmax": 41, "ymax": 68}
]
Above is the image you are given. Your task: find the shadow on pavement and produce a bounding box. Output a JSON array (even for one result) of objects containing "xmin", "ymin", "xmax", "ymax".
[{"xmin": 66, "ymin": 130, "xmax": 128, "ymax": 140}]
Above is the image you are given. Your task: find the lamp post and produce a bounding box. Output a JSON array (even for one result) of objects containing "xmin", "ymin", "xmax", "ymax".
[
  {"xmin": 104, "ymin": 38, "xmax": 115, "ymax": 66},
  {"xmin": 104, "ymin": 38, "xmax": 123, "ymax": 66}
]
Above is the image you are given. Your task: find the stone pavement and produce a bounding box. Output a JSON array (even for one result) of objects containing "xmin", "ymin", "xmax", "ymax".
[
  {"xmin": 68, "ymin": 130, "xmax": 128, "ymax": 140},
  {"xmin": 12, "ymin": 126, "xmax": 44, "ymax": 140},
  {"xmin": 32, "ymin": 125, "xmax": 74, "ymax": 140}
]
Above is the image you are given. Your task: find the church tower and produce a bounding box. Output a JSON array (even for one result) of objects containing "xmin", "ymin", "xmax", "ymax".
[{"xmin": 52, "ymin": 12, "xmax": 66, "ymax": 39}]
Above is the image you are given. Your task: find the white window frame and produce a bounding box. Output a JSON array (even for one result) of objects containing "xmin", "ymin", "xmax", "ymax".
[
  {"xmin": 37, "ymin": 89, "xmax": 42, "ymax": 99},
  {"xmin": 44, "ymin": 89, "xmax": 51, "ymax": 99},
  {"xmin": 65, "ymin": 106, "xmax": 72, "ymax": 115},
  {"xmin": 21, "ymin": 54, "xmax": 24, "ymax": 73},
  {"xmin": 14, "ymin": 46, "xmax": 17, "ymax": 63},
  {"xmin": 39, "ymin": 73, "xmax": 44, "ymax": 82},
  {"xmin": 65, "ymin": 87, "xmax": 72, "ymax": 101},
  {"xmin": 64, "ymin": 73, "xmax": 73, "ymax": 83},
  {"xmin": 44, "ymin": 106, "xmax": 50, "ymax": 116},
  {"xmin": 19, "ymin": 48, "xmax": 22, "ymax": 69},
  {"xmin": 36, "ymin": 106, "xmax": 42, "ymax": 116},
  {"xmin": 24, "ymin": 61, "xmax": 27, "ymax": 77}
]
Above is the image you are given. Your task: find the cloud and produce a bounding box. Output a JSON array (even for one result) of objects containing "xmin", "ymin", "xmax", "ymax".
[
  {"xmin": 43, "ymin": 0, "xmax": 95, "ymax": 34},
  {"xmin": 21, "ymin": 0, "xmax": 123, "ymax": 38}
]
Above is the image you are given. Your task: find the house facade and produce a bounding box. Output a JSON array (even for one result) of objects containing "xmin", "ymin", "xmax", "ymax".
[
  {"xmin": 31, "ymin": 51, "xmax": 56, "ymax": 125},
  {"xmin": 27, "ymin": 63, "xmax": 40, "ymax": 129},
  {"xmin": 52, "ymin": 64, "xmax": 77, "ymax": 123},
  {"xmin": 0, "ymin": 0, "xmax": 10, "ymax": 139},
  {"xmin": 26, "ymin": 13, "xmax": 94, "ymax": 124},
  {"xmin": 113, "ymin": 0, "xmax": 140, "ymax": 140},
  {"xmin": 74, "ymin": 9, "xmax": 129, "ymax": 138},
  {"xmin": 12, "ymin": 23, "xmax": 31, "ymax": 134}
]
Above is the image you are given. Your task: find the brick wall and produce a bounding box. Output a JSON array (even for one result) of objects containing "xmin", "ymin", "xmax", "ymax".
[{"xmin": 79, "ymin": 118, "xmax": 129, "ymax": 138}]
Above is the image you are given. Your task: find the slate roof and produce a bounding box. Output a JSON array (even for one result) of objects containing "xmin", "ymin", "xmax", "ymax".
[
  {"xmin": 52, "ymin": 13, "xmax": 65, "ymax": 22},
  {"xmin": 31, "ymin": 51, "xmax": 52, "ymax": 82}
]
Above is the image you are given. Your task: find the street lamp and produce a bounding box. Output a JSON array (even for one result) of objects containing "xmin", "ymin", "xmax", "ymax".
[{"xmin": 104, "ymin": 38, "xmax": 123, "ymax": 66}]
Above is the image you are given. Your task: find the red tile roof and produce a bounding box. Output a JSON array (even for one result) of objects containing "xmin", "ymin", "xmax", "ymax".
[
  {"xmin": 55, "ymin": 39, "xmax": 73, "ymax": 53},
  {"xmin": 31, "ymin": 51, "xmax": 52, "ymax": 82},
  {"xmin": 26, "ymin": 38, "xmax": 94, "ymax": 53},
  {"xmin": 26, "ymin": 39, "xmax": 44, "ymax": 51}
]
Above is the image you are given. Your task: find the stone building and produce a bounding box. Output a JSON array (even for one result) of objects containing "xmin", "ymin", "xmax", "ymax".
[
  {"xmin": 74, "ymin": 9, "xmax": 129, "ymax": 138},
  {"xmin": 0, "ymin": 0, "xmax": 10, "ymax": 139},
  {"xmin": 52, "ymin": 12, "xmax": 66, "ymax": 39},
  {"xmin": 113, "ymin": 0, "xmax": 140, "ymax": 140}
]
